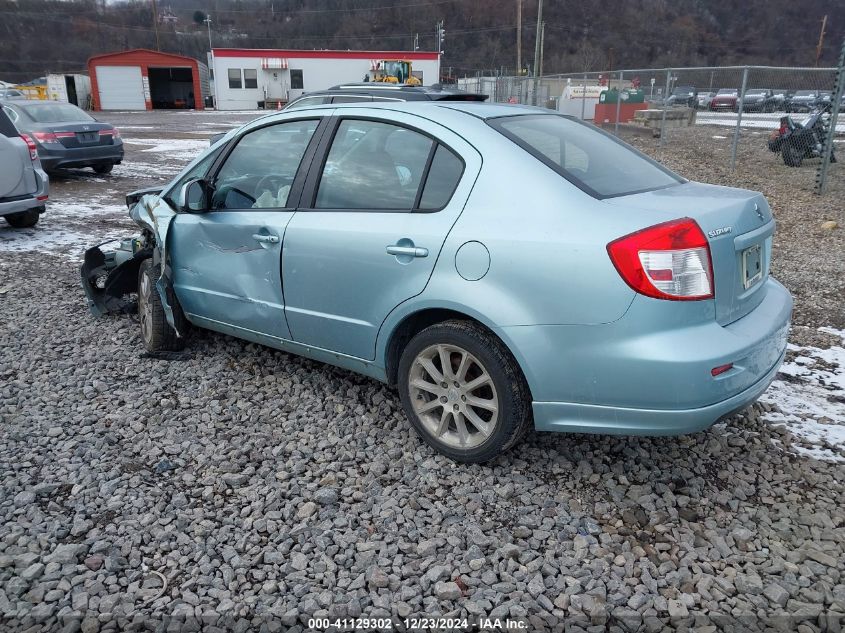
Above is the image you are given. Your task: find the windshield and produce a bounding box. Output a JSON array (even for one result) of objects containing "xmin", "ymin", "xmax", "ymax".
[
  {"xmin": 717, "ymin": 89, "xmax": 737, "ymax": 95},
  {"xmin": 381, "ymin": 61, "xmax": 409, "ymax": 83},
  {"xmin": 795, "ymin": 91, "xmax": 815, "ymax": 97},
  {"xmin": 18, "ymin": 103, "xmax": 93, "ymax": 123},
  {"xmin": 672, "ymin": 87, "xmax": 694, "ymax": 95},
  {"xmin": 746, "ymin": 90, "xmax": 768, "ymax": 96},
  {"xmin": 490, "ymin": 114, "xmax": 684, "ymax": 199}
]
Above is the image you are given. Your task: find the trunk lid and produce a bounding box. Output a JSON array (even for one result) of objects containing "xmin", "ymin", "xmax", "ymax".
[
  {"xmin": 33, "ymin": 122, "xmax": 115, "ymax": 149},
  {"xmin": 604, "ymin": 181, "xmax": 774, "ymax": 326}
]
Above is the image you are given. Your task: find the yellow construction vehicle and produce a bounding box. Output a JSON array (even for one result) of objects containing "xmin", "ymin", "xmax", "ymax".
[
  {"xmin": 13, "ymin": 84, "xmax": 48, "ymax": 100},
  {"xmin": 370, "ymin": 60, "xmax": 422, "ymax": 86}
]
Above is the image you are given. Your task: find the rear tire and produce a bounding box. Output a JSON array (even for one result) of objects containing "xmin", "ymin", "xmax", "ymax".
[
  {"xmin": 93, "ymin": 163, "xmax": 113, "ymax": 175},
  {"xmin": 782, "ymin": 142, "xmax": 803, "ymax": 167},
  {"xmin": 397, "ymin": 320, "xmax": 532, "ymax": 463},
  {"xmin": 138, "ymin": 259, "xmax": 185, "ymax": 352},
  {"xmin": 4, "ymin": 208, "xmax": 40, "ymax": 228}
]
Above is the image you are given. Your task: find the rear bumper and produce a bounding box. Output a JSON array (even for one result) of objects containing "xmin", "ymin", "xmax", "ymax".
[
  {"xmin": 38, "ymin": 143, "xmax": 124, "ymax": 170},
  {"xmin": 531, "ymin": 349, "xmax": 785, "ymax": 435},
  {"xmin": 0, "ymin": 167, "xmax": 49, "ymax": 217},
  {"xmin": 496, "ymin": 277, "xmax": 792, "ymax": 435}
]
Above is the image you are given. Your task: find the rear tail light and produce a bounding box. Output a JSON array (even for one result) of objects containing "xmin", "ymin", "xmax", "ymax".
[
  {"xmin": 31, "ymin": 131, "xmax": 60, "ymax": 144},
  {"xmin": 607, "ymin": 218, "xmax": 714, "ymax": 301},
  {"xmin": 101, "ymin": 128, "xmax": 120, "ymax": 139},
  {"xmin": 20, "ymin": 134, "xmax": 38, "ymax": 160}
]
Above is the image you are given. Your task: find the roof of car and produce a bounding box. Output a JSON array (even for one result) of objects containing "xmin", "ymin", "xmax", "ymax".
[
  {"xmin": 296, "ymin": 83, "xmax": 487, "ymax": 100},
  {"xmin": 288, "ymin": 99, "xmax": 552, "ymax": 120}
]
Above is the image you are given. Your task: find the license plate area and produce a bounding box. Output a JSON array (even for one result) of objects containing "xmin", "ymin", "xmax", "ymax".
[
  {"xmin": 77, "ymin": 132, "xmax": 98, "ymax": 143},
  {"xmin": 742, "ymin": 243, "xmax": 763, "ymax": 289}
]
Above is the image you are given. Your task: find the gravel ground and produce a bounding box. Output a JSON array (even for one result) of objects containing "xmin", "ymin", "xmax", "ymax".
[{"xmin": 1, "ymin": 112, "xmax": 843, "ymax": 633}]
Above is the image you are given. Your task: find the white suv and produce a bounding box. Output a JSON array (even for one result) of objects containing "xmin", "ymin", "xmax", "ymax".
[{"xmin": 0, "ymin": 104, "xmax": 48, "ymax": 228}]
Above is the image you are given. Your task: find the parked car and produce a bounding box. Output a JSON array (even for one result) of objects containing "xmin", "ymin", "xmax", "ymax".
[
  {"xmin": 82, "ymin": 102, "xmax": 792, "ymax": 463},
  {"xmin": 710, "ymin": 88, "xmax": 739, "ymax": 111},
  {"xmin": 285, "ymin": 83, "xmax": 489, "ymax": 110},
  {"xmin": 665, "ymin": 85, "xmax": 698, "ymax": 107},
  {"xmin": 0, "ymin": 104, "xmax": 48, "ymax": 227},
  {"xmin": 209, "ymin": 83, "xmax": 489, "ymax": 145},
  {"xmin": 0, "ymin": 88, "xmax": 26, "ymax": 100},
  {"xmin": 1, "ymin": 101, "xmax": 123, "ymax": 174},
  {"xmin": 740, "ymin": 88, "xmax": 778, "ymax": 112},
  {"xmin": 787, "ymin": 90, "xmax": 820, "ymax": 113},
  {"xmin": 771, "ymin": 89, "xmax": 790, "ymax": 111},
  {"xmin": 696, "ymin": 91, "xmax": 716, "ymax": 109}
]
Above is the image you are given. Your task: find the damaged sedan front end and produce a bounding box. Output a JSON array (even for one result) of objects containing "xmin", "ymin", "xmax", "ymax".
[{"xmin": 80, "ymin": 185, "xmax": 188, "ymax": 337}]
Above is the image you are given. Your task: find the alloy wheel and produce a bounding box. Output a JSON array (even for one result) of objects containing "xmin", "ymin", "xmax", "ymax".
[{"xmin": 408, "ymin": 344, "xmax": 499, "ymax": 449}]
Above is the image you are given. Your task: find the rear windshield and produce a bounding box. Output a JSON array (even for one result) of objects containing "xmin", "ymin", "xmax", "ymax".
[
  {"xmin": 717, "ymin": 89, "xmax": 737, "ymax": 95},
  {"xmin": 17, "ymin": 103, "xmax": 93, "ymax": 123},
  {"xmin": 489, "ymin": 114, "xmax": 683, "ymax": 199}
]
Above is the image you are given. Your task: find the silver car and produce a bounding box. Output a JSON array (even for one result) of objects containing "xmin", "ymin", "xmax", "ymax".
[
  {"xmin": 82, "ymin": 102, "xmax": 791, "ymax": 463},
  {"xmin": 0, "ymin": 103, "xmax": 48, "ymax": 227}
]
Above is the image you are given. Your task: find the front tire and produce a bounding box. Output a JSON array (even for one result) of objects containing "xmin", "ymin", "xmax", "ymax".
[
  {"xmin": 397, "ymin": 320, "xmax": 532, "ymax": 463},
  {"xmin": 782, "ymin": 141, "xmax": 803, "ymax": 167},
  {"xmin": 93, "ymin": 163, "xmax": 113, "ymax": 175},
  {"xmin": 138, "ymin": 259, "xmax": 185, "ymax": 352},
  {"xmin": 4, "ymin": 208, "xmax": 40, "ymax": 228}
]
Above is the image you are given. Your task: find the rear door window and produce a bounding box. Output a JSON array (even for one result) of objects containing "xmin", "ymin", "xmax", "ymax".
[
  {"xmin": 0, "ymin": 108, "xmax": 18, "ymax": 137},
  {"xmin": 419, "ymin": 145, "xmax": 463, "ymax": 210},
  {"xmin": 490, "ymin": 114, "xmax": 683, "ymax": 199},
  {"xmin": 315, "ymin": 120, "xmax": 433, "ymax": 210}
]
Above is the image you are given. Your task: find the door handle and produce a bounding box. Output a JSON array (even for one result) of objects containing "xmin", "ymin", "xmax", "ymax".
[
  {"xmin": 386, "ymin": 245, "xmax": 428, "ymax": 258},
  {"xmin": 252, "ymin": 233, "xmax": 280, "ymax": 244}
]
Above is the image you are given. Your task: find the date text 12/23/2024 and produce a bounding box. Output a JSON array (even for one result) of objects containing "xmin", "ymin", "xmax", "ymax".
[{"xmin": 308, "ymin": 617, "xmax": 528, "ymax": 630}]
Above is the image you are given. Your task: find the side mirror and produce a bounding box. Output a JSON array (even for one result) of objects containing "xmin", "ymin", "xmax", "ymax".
[{"xmin": 178, "ymin": 178, "xmax": 210, "ymax": 213}]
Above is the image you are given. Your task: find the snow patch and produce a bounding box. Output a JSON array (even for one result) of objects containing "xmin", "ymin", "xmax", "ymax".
[
  {"xmin": 761, "ymin": 327, "xmax": 845, "ymax": 462},
  {"xmin": 0, "ymin": 200, "xmax": 130, "ymax": 259}
]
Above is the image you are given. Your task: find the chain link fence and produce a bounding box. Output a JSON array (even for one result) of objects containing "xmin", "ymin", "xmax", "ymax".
[{"xmin": 457, "ymin": 60, "xmax": 845, "ymax": 199}]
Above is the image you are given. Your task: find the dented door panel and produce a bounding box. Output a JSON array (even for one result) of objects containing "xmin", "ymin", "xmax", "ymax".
[{"xmin": 169, "ymin": 211, "xmax": 293, "ymax": 340}]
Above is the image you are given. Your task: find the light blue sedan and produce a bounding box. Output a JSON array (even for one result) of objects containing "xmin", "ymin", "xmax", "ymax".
[{"xmin": 81, "ymin": 102, "xmax": 792, "ymax": 463}]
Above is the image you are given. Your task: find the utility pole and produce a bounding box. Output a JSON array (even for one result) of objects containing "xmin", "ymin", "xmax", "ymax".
[
  {"xmin": 816, "ymin": 15, "xmax": 828, "ymax": 66},
  {"xmin": 539, "ymin": 21, "xmax": 545, "ymax": 77},
  {"xmin": 516, "ymin": 0, "xmax": 522, "ymax": 75},
  {"xmin": 150, "ymin": 0, "xmax": 161, "ymax": 51},
  {"xmin": 204, "ymin": 15, "xmax": 213, "ymax": 51},
  {"xmin": 533, "ymin": 0, "xmax": 543, "ymax": 78},
  {"xmin": 435, "ymin": 20, "xmax": 445, "ymax": 55}
]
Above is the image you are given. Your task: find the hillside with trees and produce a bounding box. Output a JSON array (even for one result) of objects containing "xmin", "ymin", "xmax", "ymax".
[{"xmin": 1, "ymin": 0, "xmax": 842, "ymax": 83}]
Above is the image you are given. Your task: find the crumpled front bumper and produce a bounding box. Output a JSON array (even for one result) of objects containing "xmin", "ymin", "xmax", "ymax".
[{"xmin": 80, "ymin": 237, "xmax": 151, "ymax": 317}]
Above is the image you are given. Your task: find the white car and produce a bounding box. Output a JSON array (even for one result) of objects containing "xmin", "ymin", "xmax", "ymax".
[{"xmin": 696, "ymin": 91, "xmax": 715, "ymax": 109}]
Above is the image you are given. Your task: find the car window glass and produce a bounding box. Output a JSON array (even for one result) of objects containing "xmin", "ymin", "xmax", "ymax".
[
  {"xmin": 419, "ymin": 145, "xmax": 463, "ymax": 210},
  {"xmin": 492, "ymin": 115, "xmax": 681, "ymax": 198},
  {"xmin": 0, "ymin": 108, "xmax": 18, "ymax": 137},
  {"xmin": 165, "ymin": 146, "xmax": 223, "ymax": 206},
  {"xmin": 20, "ymin": 103, "xmax": 93, "ymax": 123},
  {"xmin": 1, "ymin": 106, "xmax": 19, "ymax": 130},
  {"xmin": 331, "ymin": 95, "xmax": 371, "ymax": 104},
  {"xmin": 286, "ymin": 96, "xmax": 330, "ymax": 110},
  {"xmin": 315, "ymin": 119, "xmax": 433, "ymax": 210},
  {"xmin": 212, "ymin": 119, "xmax": 318, "ymax": 210}
]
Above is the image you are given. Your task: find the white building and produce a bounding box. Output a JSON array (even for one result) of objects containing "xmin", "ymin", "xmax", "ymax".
[{"xmin": 211, "ymin": 48, "xmax": 441, "ymax": 110}]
